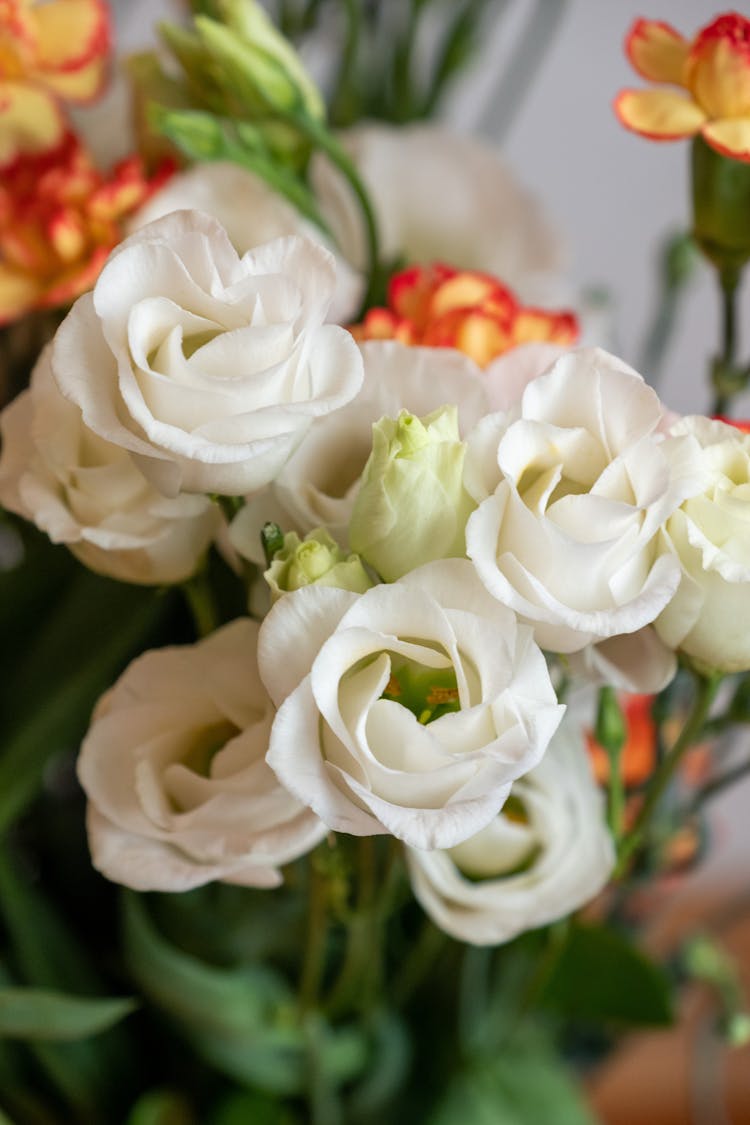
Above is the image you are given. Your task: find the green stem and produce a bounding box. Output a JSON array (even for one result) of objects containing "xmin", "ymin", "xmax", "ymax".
[
  {"xmin": 299, "ymin": 854, "xmax": 328, "ymax": 1012},
  {"xmin": 290, "ymin": 112, "xmax": 381, "ymax": 313},
  {"xmin": 607, "ymin": 745, "xmax": 625, "ymax": 841},
  {"xmin": 181, "ymin": 571, "xmax": 219, "ymax": 638},
  {"xmin": 391, "ymin": 915, "xmax": 447, "ymax": 1007},
  {"xmin": 329, "ymin": 0, "xmax": 361, "ymax": 128},
  {"xmin": 617, "ymin": 671, "xmax": 722, "ymax": 875},
  {"xmin": 711, "ymin": 267, "xmax": 740, "ymax": 416}
]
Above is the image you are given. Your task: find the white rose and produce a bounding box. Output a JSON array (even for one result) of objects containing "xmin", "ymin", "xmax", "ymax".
[
  {"xmin": 78, "ymin": 618, "xmax": 326, "ymax": 891},
  {"xmin": 405, "ymin": 719, "xmax": 614, "ymax": 945},
  {"xmin": 313, "ymin": 123, "xmax": 566, "ymax": 305},
  {"xmin": 129, "ymin": 162, "xmax": 361, "ymax": 323},
  {"xmin": 230, "ymin": 340, "xmax": 488, "ymax": 561},
  {"xmin": 259, "ymin": 559, "xmax": 564, "ymax": 850},
  {"xmin": 465, "ymin": 348, "xmax": 706, "ymax": 653},
  {"xmin": 52, "ymin": 210, "xmax": 364, "ymax": 498},
  {"xmin": 0, "ymin": 349, "xmax": 219, "ymax": 585},
  {"xmin": 656, "ymin": 416, "xmax": 750, "ymax": 673}
]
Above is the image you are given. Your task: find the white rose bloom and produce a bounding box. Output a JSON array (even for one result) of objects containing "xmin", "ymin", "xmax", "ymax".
[
  {"xmin": 406, "ymin": 720, "xmax": 614, "ymax": 945},
  {"xmin": 0, "ymin": 349, "xmax": 219, "ymax": 585},
  {"xmin": 656, "ymin": 416, "xmax": 750, "ymax": 673},
  {"xmin": 129, "ymin": 162, "xmax": 361, "ymax": 323},
  {"xmin": 78, "ymin": 618, "xmax": 326, "ymax": 892},
  {"xmin": 465, "ymin": 348, "xmax": 706, "ymax": 654},
  {"xmin": 230, "ymin": 340, "xmax": 488, "ymax": 562},
  {"xmin": 313, "ymin": 123, "xmax": 566, "ymax": 304},
  {"xmin": 51, "ymin": 210, "xmax": 364, "ymax": 498},
  {"xmin": 259, "ymin": 559, "xmax": 564, "ymax": 850}
]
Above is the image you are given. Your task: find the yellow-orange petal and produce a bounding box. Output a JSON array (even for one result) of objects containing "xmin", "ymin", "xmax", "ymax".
[
  {"xmin": 0, "ymin": 262, "xmax": 42, "ymax": 324},
  {"xmin": 512, "ymin": 308, "xmax": 579, "ymax": 347},
  {"xmin": 0, "ymin": 81, "xmax": 65, "ymax": 164},
  {"xmin": 388, "ymin": 263, "xmax": 455, "ymax": 330},
  {"xmin": 701, "ymin": 116, "xmax": 750, "ymax": 161},
  {"xmin": 614, "ymin": 88, "xmax": 706, "ymax": 140},
  {"xmin": 422, "ymin": 308, "xmax": 511, "ymax": 368},
  {"xmin": 626, "ymin": 18, "xmax": 689, "ymax": 85},
  {"xmin": 33, "ymin": 0, "xmax": 110, "ymax": 73},
  {"xmin": 428, "ymin": 271, "xmax": 517, "ymax": 321},
  {"xmin": 686, "ymin": 14, "xmax": 750, "ymax": 120}
]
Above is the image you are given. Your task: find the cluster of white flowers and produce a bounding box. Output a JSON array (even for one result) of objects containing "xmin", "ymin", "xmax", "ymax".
[{"xmin": 2, "ymin": 127, "xmax": 748, "ymax": 946}]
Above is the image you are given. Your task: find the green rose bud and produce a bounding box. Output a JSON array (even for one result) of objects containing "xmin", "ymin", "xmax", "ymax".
[
  {"xmin": 349, "ymin": 406, "xmax": 475, "ymax": 582},
  {"xmin": 265, "ymin": 529, "xmax": 373, "ymax": 601}
]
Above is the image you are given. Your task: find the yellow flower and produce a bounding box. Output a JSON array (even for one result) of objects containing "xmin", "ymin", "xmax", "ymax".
[
  {"xmin": 616, "ymin": 12, "xmax": 750, "ymax": 162},
  {"xmin": 0, "ymin": 0, "xmax": 110, "ymax": 164}
]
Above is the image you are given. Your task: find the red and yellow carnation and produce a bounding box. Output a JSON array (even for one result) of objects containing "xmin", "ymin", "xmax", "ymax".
[
  {"xmin": 0, "ymin": 132, "xmax": 173, "ymax": 324},
  {"xmin": 616, "ymin": 11, "xmax": 750, "ymax": 162},
  {"xmin": 350, "ymin": 263, "xmax": 578, "ymax": 367},
  {"xmin": 0, "ymin": 0, "xmax": 111, "ymax": 164}
]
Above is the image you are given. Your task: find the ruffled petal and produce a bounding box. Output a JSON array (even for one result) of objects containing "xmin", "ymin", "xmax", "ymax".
[
  {"xmin": 701, "ymin": 117, "xmax": 750, "ymax": 162},
  {"xmin": 614, "ymin": 88, "xmax": 706, "ymax": 140},
  {"xmin": 0, "ymin": 81, "xmax": 65, "ymax": 164},
  {"xmin": 33, "ymin": 0, "xmax": 110, "ymax": 103},
  {"xmin": 625, "ymin": 19, "xmax": 689, "ymax": 85}
]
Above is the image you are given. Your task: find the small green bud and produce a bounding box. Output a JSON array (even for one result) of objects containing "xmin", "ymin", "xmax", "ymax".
[
  {"xmin": 349, "ymin": 405, "xmax": 475, "ymax": 582},
  {"xmin": 264, "ymin": 529, "xmax": 373, "ymax": 601},
  {"xmin": 724, "ymin": 1012, "xmax": 750, "ymax": 1048},
  {"xmin": 594, "ymin": 686, "xmax": 626, "ymax": 756},
  {"xmin": 196, "ymin": 1, "xmax": 324, "ymax": 120}
]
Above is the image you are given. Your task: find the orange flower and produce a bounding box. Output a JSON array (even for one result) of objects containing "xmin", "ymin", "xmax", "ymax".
[
  {"xmin": 350, "ymin": 263, "xmax": 578, "ymax": 367},
  {"xmin": 0, "ymin": 0, "xmax": 110, "ymax": 164},
  {"xmin": 0, "ymin": 132, "xmax": 173, "ymax": 324},
  {"xmin": 616, "ymin": 12, "xmax": 750, "ymax": 162}
]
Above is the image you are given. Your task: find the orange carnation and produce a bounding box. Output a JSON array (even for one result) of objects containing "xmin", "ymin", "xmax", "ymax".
[
  {"xmin": 616, "ymin": 12, "xmax": 750, "ymax": 162},
  {"xmin": 350, "ymin": 263, "xmax": 578, "ymax": 368},
  {"xmin": 0, "ymin": 132, "xmax": 173, "ymax": 324},
  {"xmin": 0, "ymin": 0, "xmax": 110, "ymax": 164}
]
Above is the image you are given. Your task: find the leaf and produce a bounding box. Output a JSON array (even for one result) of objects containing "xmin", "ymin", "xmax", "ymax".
[
  {"xmin": 428, "ymin": 1036, "xmax": 595, "ymax": 1125},
  {"xmin": 0, "ymin": 989, "xmax": 136, "ymax": 1042},
  {"xmin": 539, "ymin": 923, "xmax": 674, "ymax": 1027},
  {"xmin": 0, "ymin": 850, "xmax": 137, "ymax": 1118},
  {"xmin": 209, "ymin": 1090, "xmax": 299, "ymax": 1125},
  {"xmin": 123, "ymin": 894, "xmax": 367, "ymax": 1095},
  {"xmin": 0, "ymin": 569, "xmax": 169, "ymax": 833}
]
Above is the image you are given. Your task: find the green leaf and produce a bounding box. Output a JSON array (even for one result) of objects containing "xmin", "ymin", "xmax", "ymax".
[
  {"xmin": 209, "ymin": 1090, "xmax": 299, "ymax": 1125},
  {"xmin": 0, "ymin": 989, "xmax": 136, "ymax": 1042},
  {"xmin": 0, "ymin": 569, "xmax": 169, "ymax": 833},
  {"xmin": 539, "ymin": 923, "xmax": 674, "ymax": 1027},
  {"xmin": 123, "ymin": 894, "xmax": 367, "ymax": 1094},
  {"xmin": 429, "ymin": 1035, "xmax": 594, "ymax": 1125}
]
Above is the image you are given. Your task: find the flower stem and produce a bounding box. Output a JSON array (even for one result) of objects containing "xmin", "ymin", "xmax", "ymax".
[
  {"xmin": 300, "ymin": 853, "xmax": 328, "ymax": 1011},
  {"xmin": 711, "ymin": 267, "xmax": 741, "ymax": 415},
  {"xmin": 617, "ymin": 670, "xmax": 721, "ymax": 876},
  {"xmin": 181, "ymin": 571, "xmax": 219, "ymax": 638},
  {"xmin": 288, "ymin": 111, "xmax": 382, "ymax": 313}
]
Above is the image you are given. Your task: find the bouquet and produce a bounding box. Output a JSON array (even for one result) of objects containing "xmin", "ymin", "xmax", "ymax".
[{"xmin": 1, "ymin": 3, "xmax": 750, "ymax": 1121}]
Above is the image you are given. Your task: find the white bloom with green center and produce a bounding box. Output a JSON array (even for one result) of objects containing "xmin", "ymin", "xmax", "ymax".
[
  {"xmin": 259, "ymin": 559, "xmax": 564, "ymax": 850},
  {"xmin": 656, "ymin": 416, "xmax": 750, "ymax": 673},
  {"xmin": 349, "ymin": 405, "xmax": 476, "ymax": 581},
  {"xmin": 265, "ymin": 528, "xmax": 373, "ymax": 600},
  {"xmin": 78, "ymin": 619, "xmax": 326, "ymax": 892},
  {"xmin": 406, "ymin": 720, "xmax": 614, "ymax": 945}
]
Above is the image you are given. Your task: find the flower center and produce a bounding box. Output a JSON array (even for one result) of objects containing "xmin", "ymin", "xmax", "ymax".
[{"xmin": 381, "ymin": 656, "xmax": 460, "ymax": 725}]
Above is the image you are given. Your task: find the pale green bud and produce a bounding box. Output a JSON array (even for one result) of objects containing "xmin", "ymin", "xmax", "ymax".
[
  {"xmin": 265, "ymin": 529, "xmax": 373, "ymax": 601},
  {"xmin": 349, "ymin": 406, "xmax": 475, "ymax": 582},
  {"xmin": 196, "ymin": 1, "xmax": 325, "ymax": 121}
]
